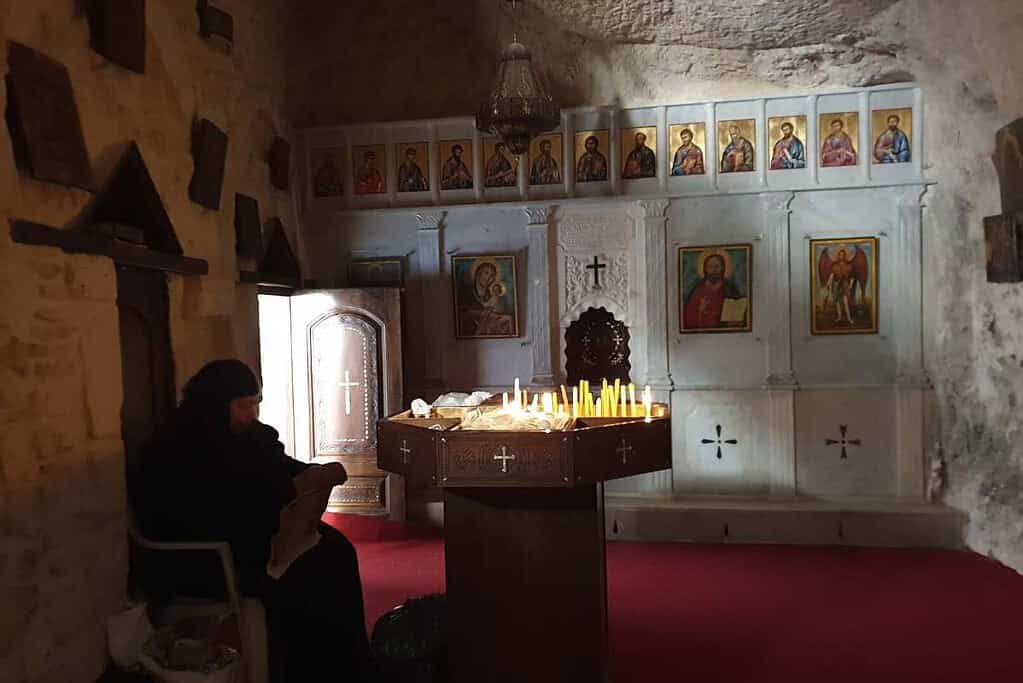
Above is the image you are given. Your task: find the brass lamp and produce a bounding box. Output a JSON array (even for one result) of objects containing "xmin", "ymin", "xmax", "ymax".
[{"xmin": 476, "ymin": 1, "xmax": 560, "ymax": 156}]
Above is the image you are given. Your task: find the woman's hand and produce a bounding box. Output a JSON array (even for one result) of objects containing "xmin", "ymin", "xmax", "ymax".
[
  {"xmin": 293, "ymin": 462, "xmax": 348, "ymax": 496},
  {"xmin": 318, "ymin": 461, "xmax": 348, "ymax": 488}
]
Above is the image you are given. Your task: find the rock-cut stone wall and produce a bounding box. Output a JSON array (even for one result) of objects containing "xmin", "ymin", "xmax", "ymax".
[{"xmin": 0, "ymin": 1, "xmax": 296, "ymax": 680}]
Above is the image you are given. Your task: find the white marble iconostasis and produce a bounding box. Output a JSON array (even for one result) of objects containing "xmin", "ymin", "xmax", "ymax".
[{"xmin": 297, "ymin": 83, "xmax": 932, "ymax": 516}]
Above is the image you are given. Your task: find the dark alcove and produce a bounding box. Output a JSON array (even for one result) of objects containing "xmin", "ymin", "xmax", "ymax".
[{"xmin": 564, "ymin": 307, "xmax": 631, "ymax": 385}]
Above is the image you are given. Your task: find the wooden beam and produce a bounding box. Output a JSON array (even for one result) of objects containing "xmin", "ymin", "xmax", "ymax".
[
  {"xmin": 9, "ymin": 220, "xmax": 208, "ymax": 275},
  {"xmin": 239, "ymin": 270, "xmax": 300, "ymax": 289}
]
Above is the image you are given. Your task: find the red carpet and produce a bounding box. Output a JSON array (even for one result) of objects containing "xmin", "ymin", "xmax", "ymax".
[{"xmin": 325, "ymin": 513, "xmax": 1023, "ymax": 682}]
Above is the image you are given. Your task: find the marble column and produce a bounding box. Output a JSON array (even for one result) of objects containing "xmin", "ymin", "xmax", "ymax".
[
  {"xmin": 894, "ymin": 185, "xmax": 929, "ymax": 502},
  {"xmin": 762, "ymin": 192, "xmax": 797, "ymax": 498},
  {"xmin": 637, "ymin": 198, "xmax": 672, "ymax": 391},
  {"xmin": 762, "ymin": 191, "xmax": 796, "ymax": 387},
  {"xmin": 416, "ymin": 211, "xmax": 446, "ymax": 393},
  {"xmin": 894, "ymin": 185, "xmax": 929, "ymax": 387},
  {"xmin": 525, "ymin": 206, "xmax": 555, "ymax": 385}
]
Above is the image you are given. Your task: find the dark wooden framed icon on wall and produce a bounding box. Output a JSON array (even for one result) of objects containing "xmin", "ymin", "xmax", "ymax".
[{"xmin": 4, "ymin": 41, "xmax": 95, "ymax": 190}]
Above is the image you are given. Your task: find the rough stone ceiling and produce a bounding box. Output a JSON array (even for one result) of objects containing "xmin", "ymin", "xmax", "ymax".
[{"xmin": 531, "ymin": 0, "xmax": 899, "ymax": 49}]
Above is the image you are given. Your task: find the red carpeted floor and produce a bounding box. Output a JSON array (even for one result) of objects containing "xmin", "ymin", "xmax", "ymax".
[{"xmin": 324, "ymin": 513, "xmax": 1023, "ymax": 682}]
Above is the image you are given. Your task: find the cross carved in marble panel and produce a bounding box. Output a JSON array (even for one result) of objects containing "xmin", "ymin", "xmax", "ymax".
[
  {"xmin": 825, "ymin": 425, "xmax": 862, "ymax": 459},
  {"xmin": 701, "ymin": 424, "xmax": 738, "ymax": 460}
]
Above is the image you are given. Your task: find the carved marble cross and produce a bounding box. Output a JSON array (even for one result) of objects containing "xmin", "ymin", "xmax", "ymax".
[
  {"xmin": 400, "ymin": 439, "xmax": 411, "ymax": 465},
  {"xmin": 701, "ymin": 424, "xmax": 738, "ymax": 460},
  {"xmin": 586, "ymin": 255, "xmax": 607, "ymax": 289},
  {"xmin": 339, "ymin": 370, "xmax": 360, "ymax": 416},
  {"xmin": 494, "ymin": 445, "xmax": 516, "ymax": 473},
  {"xmin": 825, "ymin": 425, "xmax": 861, "ymax": 459}
]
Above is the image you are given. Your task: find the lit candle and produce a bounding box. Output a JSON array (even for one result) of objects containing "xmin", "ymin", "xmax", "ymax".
[
  {"xmin": 542, "ymin": 392, "xmax": 553, "ymax": 414},
  {"xmin": 595, "ymin": 396, "xmax": 602, "ymax": 417},
  {"xmin": 560, "ymin": 385, "xmax": 570, "ymax": 414},
  {"xmin": 503, "ymin": 392, "xmax": 509, "ymax": 410},
  {"xmin": 643, "ymin": 385, "xmax": 652, "ymax": 419},
  {"xmin": 620, "ymin": 387, "xmax": 628, "ymax": 416},
  {"xmin": 514, "ymin": 378, "xmax": 520, "ymax": 408},
  {"xmin": 530, "ymin": 393, "xmax": 539, "ymax": 412},
  {"xmin": 572, "ymin": 387, "xmax": 579, "ymax": 418},
  {"xmin": 629, "ymin": 383, "xmax": 637, "ymax": 417}
]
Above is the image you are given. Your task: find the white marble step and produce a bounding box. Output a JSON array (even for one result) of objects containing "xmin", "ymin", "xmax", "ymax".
[{"xmin": 604, "ymin": 494, "xmax": 963, "ymax": 548}]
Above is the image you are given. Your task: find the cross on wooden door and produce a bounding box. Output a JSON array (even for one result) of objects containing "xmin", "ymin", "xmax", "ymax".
[
  {"xmin": 338, "ymin": 369, "xmax": 360, "ymax": 416},
  {"xmin": 701, "ymin": 424, "xmax": 738, "ymax": 460},
  {"xmin": 616, "ymin": 437, "xmax": 633, "ymax": 465},
  {"xmin": 586, "ymin": 255, "xmax": 607, "ymax": 289},
  {"xmin": 494, "ymin": 445, "xmax": 516, "ymax": 473},
  {"xmin": 825, "ymin": 425, "xmax": 861, "ymax": 459},
  {"xmin": 399, "ymin": 439, "xmax": 411, "ymax": 465}
]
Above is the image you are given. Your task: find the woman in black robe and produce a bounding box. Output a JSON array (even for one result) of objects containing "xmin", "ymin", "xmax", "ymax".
[{"xmin": 137, "ymin": 359, "xmax": 377, "ymax": 682}]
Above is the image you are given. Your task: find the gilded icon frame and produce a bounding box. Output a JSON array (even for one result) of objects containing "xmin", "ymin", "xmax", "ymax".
[
  {"xmin": 678, "ymin": 243, "xmax": 753, "ymax": 334},
  {"xmin": 809, "ymin": 236, "xmax": 879, "ymax": 335}
]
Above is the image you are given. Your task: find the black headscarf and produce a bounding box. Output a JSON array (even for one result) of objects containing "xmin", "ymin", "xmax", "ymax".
[
  {"xmin": 140, "ymin": 358, "xmax": 306, "ymax": 586},
  {"xmin": 176, "ymin": 359, "xmax": 261, "ymax": 433}
]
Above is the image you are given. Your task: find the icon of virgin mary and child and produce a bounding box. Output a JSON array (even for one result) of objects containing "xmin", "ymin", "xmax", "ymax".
[{"xmin": 455, "ymin": 257, "xmax": 518, "ymax": 338}]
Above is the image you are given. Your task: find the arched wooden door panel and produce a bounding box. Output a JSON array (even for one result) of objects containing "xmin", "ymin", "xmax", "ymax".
[{"xmin": 290, "ymin": 288, "xmax": 403, "ymax": 516}]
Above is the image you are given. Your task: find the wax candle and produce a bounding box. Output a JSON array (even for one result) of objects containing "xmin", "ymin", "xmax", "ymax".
[
  {"xmin": 514, "ymin": 378, "xmax": 520, "ymax": 408},
  {"xmin": 572, "ymin": 387, "xmax": 578, "ymax": 418},
  {"xmin": 595, "ymin": 396, "xmax": 602, "ymax": 417},
  {"xmin": 643, "ymin": 385, "xmax": 652, "ymax": 419},
  {"xmin": 542, "ymin": 392, "xmax": 553, "ymax": 414},
  {"xmin": 503, "ymin": 392, "xmax": 509, "ymax": 410},
  {"xmin": 620, "ymin": 387, "xmax": 628, "ymax": 416},
  {"xmin": 629, "ymin": 383, "xmax": 637, "ymax": 417},
  {"xmin": 560, "ymin": 385, "xmax": 570, "ymax": 414}
]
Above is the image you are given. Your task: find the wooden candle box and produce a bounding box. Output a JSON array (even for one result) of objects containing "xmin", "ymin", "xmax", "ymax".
[{"xmin": 378, "ymin": 404, "xmax": 671, "ymax": 487}]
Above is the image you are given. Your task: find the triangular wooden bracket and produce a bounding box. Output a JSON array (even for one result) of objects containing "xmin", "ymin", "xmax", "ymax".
[
  {"xmin": 4, "ymin": 41, "xmax": 95, "ymax": 190},
  {"xmin": 85, "ymin": 0, "xmax": 146, "ymax": 73},
  {"xmin": 268, "ymin": 136, "xmax": 290, "ymax": 191},
  {"xmin": 258, "ymin": 218, "xmax": 300, "ymax": 280},
  {"xmin": 234, "ymin": 193, "xmax": 263, "ymax": 260},
  {"xmin": 196, "ymin": 0, "xmax": 234, "ymax": 53},
  {"xmin": 76, "ymin": 142, "xmax": 183, "ymax": 255},
  {"xmin": 188, "ymin": 118, "xmax": 228, "ymax": 210}
]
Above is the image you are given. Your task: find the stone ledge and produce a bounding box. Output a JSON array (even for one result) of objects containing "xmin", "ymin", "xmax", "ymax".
[{"xmin": 605, "ymin": 495, "xmax": 965, "ymax": 548}]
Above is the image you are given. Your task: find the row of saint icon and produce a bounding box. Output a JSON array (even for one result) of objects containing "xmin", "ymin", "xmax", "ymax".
[{"xmin": 311, "ymin": 108, "xmax": 912, "ymax": 198}]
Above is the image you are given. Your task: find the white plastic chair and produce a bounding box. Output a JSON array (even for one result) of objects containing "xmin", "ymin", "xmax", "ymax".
[{"xmin": 127, "ymin": 514, "xmax": 270, "ymax": 683}]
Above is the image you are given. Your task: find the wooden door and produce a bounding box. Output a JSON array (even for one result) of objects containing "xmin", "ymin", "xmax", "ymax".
[
  {"xmin": 116, "ymin": 265, "xmax": 176, "ymax": 520},
  {"xmin": 290, "ymin": 288, "xmax": 403, "ymax": 517}
]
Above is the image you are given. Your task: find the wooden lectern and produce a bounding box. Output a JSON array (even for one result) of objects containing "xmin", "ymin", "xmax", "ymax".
[{"xmin": 378, "ymin": 404, "xmax": 671, "ymax": 683}]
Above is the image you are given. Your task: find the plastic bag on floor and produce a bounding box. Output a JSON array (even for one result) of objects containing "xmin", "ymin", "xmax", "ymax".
[
  {"xmin": 371, "ymin": 593, "xmax": 447, "ymax": 683},
  {"xmin": 138, "ymin": 616, "xmax": 241, "ymax": 683},
  {"xmin": 107, "ymin": 603, "xmax": 155, "ymax": 672}
]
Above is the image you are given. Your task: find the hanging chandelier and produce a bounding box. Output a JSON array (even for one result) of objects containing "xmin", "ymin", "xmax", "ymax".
[{"xmin": 476, "ymin": 0, "xmax": 560, "ymax": 156}]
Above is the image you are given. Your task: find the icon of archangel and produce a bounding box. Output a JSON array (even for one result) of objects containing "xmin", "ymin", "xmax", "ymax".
[{"xmin": 810, "ymin": 237, "xmax": 878, "ymax": 335}]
